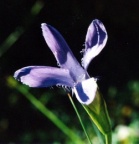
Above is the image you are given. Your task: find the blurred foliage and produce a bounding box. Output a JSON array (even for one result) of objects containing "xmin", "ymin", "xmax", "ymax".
[
  {"xmin": 0, "ymin": 0, "xmax": 139, "ymax": 143},
  {"xmin": 108, "ymin": 80, "xmax": 139, "ymax": 144}
]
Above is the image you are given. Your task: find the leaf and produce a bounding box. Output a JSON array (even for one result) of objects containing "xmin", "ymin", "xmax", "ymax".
[{"xmin": 82, "ymin": 90, "xmax": 112, "ymax": 144}]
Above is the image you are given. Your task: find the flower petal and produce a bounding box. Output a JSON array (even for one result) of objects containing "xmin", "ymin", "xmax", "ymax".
[
  {"xmin": 73, "ymin": 77, "xmax": 97, "ymax": 105},
  {"xmin": 14, "ymin": 66, "xmax": 74, "ymax": 87},
  {"xmin": 82, "ymin": 19, "xmax": 108, "ymax": 69},
  {"xmin": 41, "ymin": 23, "xmax": 86, "ymax": 82}
]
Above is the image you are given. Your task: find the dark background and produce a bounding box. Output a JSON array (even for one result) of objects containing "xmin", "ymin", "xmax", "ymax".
[{"xmin": 0, "ymin": 0, "xmax": 139, "ymax": 143}]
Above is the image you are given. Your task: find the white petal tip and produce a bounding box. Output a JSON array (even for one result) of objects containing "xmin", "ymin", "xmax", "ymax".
[
  {"xmin": 41, "ymin": 23, "xmax": 48, "ymax": 29},
  {"xmin": 41, "ymin": 23, "xmax": 46, "ymax": 26},
  {"xmin": 74, "ymin": 77, "xmax": 98, "ymax": 105}
]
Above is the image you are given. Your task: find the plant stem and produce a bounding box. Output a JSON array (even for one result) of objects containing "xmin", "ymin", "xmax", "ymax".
[
  {"xmin": 105, "ymin": 132, "xmax": 112, "ymax": 144},
  {"xmin": 67, "ymin": 93, "xmax": 92, "ymax": 144}
]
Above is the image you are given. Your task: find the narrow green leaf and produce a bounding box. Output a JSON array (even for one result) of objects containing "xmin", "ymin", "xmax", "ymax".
[
  {"xmin": 68, "ymin": 93, "xmax": 92, "ymax": 144},
  {"xmin": 82, "ymin": 90, "xmax": 112, "ymax": 144}
]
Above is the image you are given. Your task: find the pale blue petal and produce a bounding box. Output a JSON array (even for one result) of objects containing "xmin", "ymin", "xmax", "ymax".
[
  {"xmin": 14, "ymin": 66, "xmax": 74, "ymax": 87},
  {"xmin": 82, "ymin": 19, "xmax": 108, "ymax": 69},
  {"xmin": 74, "ymin": 77, "xmax": 97, "ymax": 105},
  {"xmin": 41, "ymin": 23, "xmax": 87, "ymax": 82}
]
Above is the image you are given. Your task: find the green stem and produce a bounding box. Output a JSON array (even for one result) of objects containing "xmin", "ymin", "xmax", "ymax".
[
  {"xmin": 68, "ymin": 93, "xmax": 92, "ymax": 144},
  {"xmin": 105, "ymin": 132, "xmax": 112, "ymax": 144}
]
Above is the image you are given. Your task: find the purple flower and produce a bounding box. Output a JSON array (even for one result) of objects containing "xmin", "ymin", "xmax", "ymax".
[{"xmin": 14, "ymin": 19, "xmax": 107, "ymax": 105}]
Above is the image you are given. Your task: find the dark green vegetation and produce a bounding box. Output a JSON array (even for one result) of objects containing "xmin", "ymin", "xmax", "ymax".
[{"xmin": 0, "ymin": 0, "xmax": 139, "ymax": 143}]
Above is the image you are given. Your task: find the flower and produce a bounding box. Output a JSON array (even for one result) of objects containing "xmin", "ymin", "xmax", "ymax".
[{"xmin": 14, "ymin": 19, "xmax": 107, "ymax": 105}]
